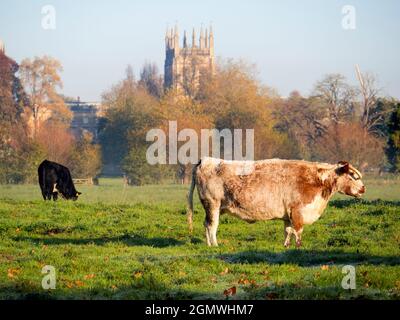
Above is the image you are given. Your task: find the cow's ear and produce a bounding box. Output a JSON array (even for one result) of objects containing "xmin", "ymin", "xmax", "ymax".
[
  {"xmin": 77, "ymin": 192, "xmax": 82, "ymax": 196},
  {"xmin": 336, "ymin": 161, "xmax": 350, "ymax": 175}
]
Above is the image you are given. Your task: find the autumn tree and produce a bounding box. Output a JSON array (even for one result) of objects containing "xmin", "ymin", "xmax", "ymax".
[
  {"xmin": 35, "ymin": 122, "xmax": 75, "ymax": 164},
  {"xmin": 156, "ymin": 90, "xmax": 213, "ymax": 183},
  {"xmin": 202, "ymin": 60, "xmax": 295, "ymax": 160},
  {"xmin": 100, "ymin": 65, "xmax": 171, "ymax": 183},
  {"xmin": 314, "ymin": 122, "xmax": 384, "ymax": 170},
  {"xmin": 19, "ymin": 56, "xmax": 71, "ymax": 137},
  {"xmin": 0, "ymin": 51, "xmax": 35, "ymax": 183},
  {"xmin": 69, "ymin": 132, "xmax": 102, "ymax": 178},
  {"xmin": 0, "ymin": 52, "xmax": 27, "ymax": 124}
]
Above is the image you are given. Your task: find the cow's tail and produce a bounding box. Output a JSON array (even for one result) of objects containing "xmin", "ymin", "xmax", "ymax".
[{"xmin": 187, "ymin": 159, "xmax": 201, "ymax": 234}]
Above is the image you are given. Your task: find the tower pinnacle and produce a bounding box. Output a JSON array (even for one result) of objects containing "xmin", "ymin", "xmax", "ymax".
[
  {"xmin": 0, "ymin": 39, "xmax": 4, "ymax": 54},
  {"xmin": 192, "ymin": 28, "xmax": 196, "ymax": 48}
]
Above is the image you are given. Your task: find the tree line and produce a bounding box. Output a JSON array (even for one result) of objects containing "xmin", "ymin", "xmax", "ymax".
[{"xmin": 1, "ymin": 53, "xmax": 399, "ymax": 185}]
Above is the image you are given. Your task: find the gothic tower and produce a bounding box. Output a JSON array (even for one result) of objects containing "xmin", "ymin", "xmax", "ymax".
[
  {"xmin": 0, "ymin": 38, "xmax": 5, "ymax": 55},
  {"xmin": 164, "ymin": 25, "xmax": 215, "ymax": 95}
]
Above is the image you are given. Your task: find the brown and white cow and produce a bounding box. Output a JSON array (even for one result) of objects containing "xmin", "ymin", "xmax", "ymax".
[{"xmin": 187, "ymin": 157, "xmax": 365, "ymax": 247}]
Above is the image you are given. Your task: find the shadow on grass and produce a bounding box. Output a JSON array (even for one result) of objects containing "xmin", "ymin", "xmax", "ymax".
[
  {"xmin": 0, "ymin": 281, "xmax": 210, "ymax": 300},
  {"xmin": 329, "ymin": 199, "xmax": 400, "ymax": 209},
  {"xmin": 13, "ymin": 234, "xmax": 184, "ymax": 248},
  {"xmin": 2, "ymin": 278, "xmax": 397, "ymax": 300},
  {"xmin": 219, "ymin": 249, "xmax": 400, "ymax": 266}
]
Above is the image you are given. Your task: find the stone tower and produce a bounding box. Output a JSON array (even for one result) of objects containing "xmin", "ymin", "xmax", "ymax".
[
  {"xmin": 164, "ymin": 25, "xmax": 215, "ymax": 94},
  {"xmin": 0, "ymin": 38, "xmax": 5, "ymax": 55}
]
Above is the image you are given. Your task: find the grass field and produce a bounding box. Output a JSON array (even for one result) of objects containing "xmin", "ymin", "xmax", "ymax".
[{"xmin": 0, "ymin": 177, "xmax": 399, "ymax": 300}]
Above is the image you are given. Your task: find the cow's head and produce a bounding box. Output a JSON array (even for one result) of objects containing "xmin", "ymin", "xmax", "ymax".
[
  {"xmin": 63, "ymin": 186, "xmax": 82, "ymax": 201},
  {"xmin": 335, "ymin": 161, "xmax": 365, "ymax": 198},
  {"xmin": 70, "ymin": 191, "xmax": 82, "ymax": 201}
]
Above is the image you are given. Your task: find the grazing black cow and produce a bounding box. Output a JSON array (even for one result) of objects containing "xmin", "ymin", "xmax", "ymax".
[{"xmin": 38, "ymin": 160, "xmax": 81, "ymax": 201}]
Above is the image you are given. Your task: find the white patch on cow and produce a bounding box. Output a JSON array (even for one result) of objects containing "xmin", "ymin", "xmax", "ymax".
[
  {"xmin": 52, "ymin": 183, "xmax": 59, "ymax": 193},
  {"xmin": 235, "ymin": 161, "xmax": 255, "ymax": 176},
  {"xmin": 301, "ymin": 194, "xmax": 328, "ymax": 225}
]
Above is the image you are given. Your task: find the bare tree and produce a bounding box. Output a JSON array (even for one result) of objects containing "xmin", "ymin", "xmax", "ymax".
[
  {"xmin": 312, "ymin": 74, "xmax": 357, "ymax": 124},
  {"xmin": 274, "ymin": 91, "xmax": 327, "ymax": 159},
  {"xmin": 139, "ymin": 62, "xmax": 163, "ymax": 98},
  {"xmin": 355, "ymin": 67, "xmax": 393, "ymax": 136}
]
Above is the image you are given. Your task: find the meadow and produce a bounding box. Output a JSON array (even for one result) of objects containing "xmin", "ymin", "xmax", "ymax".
[{"xmin": 0, "ymin": 177, "xmax": 399, "ymax": 300}]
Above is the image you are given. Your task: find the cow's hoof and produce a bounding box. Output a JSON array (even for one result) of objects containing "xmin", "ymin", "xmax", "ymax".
[
  {"xmin": 284, "ymin": 242, "xmax": 290, "ymax": 248},
  {"xmin": 295, "ymin": 240, "xmax": 302, "ymax": 248}
]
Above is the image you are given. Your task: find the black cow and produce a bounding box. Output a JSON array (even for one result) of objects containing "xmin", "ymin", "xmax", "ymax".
[{"xmin": 38, "ymin": 160, "xmax": 82, "ymax": 201}]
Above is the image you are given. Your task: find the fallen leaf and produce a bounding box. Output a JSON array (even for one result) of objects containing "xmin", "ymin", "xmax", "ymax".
[
  {"xmin": 84, "ymin": 274, "xmax": 95, "ymax": 280},
  {"xmin": 321, "ymin": 265, "xmax": 329, "ymax": 271},
  {"xmin": 15, "ymin": 228, "xmax": 20, "ymax": 233},
  {"xmin": 75, "ymin": 280, "xmax": 84, "ymax": 287},
  {"xmin": 223, "ymin": 286, "xmax": 237, "ymax": 296},
  {"xmin": 133, "ymin": 271, "xmax": 143, "ymax": 279},
  {"xmin": 238, "ymin": 278, "xmax": 250, "ymax": 285},
  {"xmin": 220, "ymin": 268, "xmax": 229, "ymax": 275},
  {"xmin": 7, "ymin": 268, "xmax": 20, "ymax": 278}
]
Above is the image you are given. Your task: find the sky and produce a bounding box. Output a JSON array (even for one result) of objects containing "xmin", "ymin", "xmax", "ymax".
[{"xmin": 1, "ymin": 0, "xmax": 399, "ymax": 101}]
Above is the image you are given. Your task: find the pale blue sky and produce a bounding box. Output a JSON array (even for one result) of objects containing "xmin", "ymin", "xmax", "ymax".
[{"xmin": 1, "ymin": 0, "xmax": 399, "ymax": 101}]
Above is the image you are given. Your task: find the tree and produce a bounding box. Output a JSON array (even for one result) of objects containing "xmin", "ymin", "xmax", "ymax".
[
  {"xmin": 312, "ymin": 74, "xmax": 357, "ymax": 124},
  {"xmin": 19, "ymin": 56, "xmax": 71, "ymax": 137},
  {"xmin": 69, "ymin": 132, "xmax": 102, "ymax": 178},
  {"xmin": 355, "ymin": 70, "xmax": 394, "ymax": 136},
  {"xmin": 314, "ymin": 122, "xmax": 384, "ymax": 170},
  {"xmin": 99, "ymin": 65, "xmax": 162, "ymax": 179},
  {"xmin": 35, "ymin": 122, "xmax": 75, "ymax": 164},
  {"xmin": 138, "ymin": 62, "xmax": 163, "ymax": 98},
  {"xmin": 157, "ymin": 90, "xmax": 213, "ymax": 183},
  {"xmin": 0, "ymin": 52, "xmax": 34, "ymax": 183},
  {"xmin": 0, "ymin": 53, "xmax": 27, "ymax": 124},
  {"xmin": 386, "ymin": 102, "xmax": 400, "ymax": 172},
  {"xmin": 0, "ymin": 124, "xmax": 45, "ymax": 184},
  {"xmin": 273, "ymin": 91, "xmax": 327, "ymax": 160},
  {"xmin": 202, "ymin": 60, "xmax": 295, "ymax": 160}
]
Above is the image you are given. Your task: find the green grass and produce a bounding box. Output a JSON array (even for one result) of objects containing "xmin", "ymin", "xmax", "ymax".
[{"xmin": 0, "ymin": 177, "xmax": 399, "ymax": 300}]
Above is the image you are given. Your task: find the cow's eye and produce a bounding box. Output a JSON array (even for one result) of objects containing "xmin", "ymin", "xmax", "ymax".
[{"xmin": 350, "ymin": 173, "xmax": 359, "ymax": 180}]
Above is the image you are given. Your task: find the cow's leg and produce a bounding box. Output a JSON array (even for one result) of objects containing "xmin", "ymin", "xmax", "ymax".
[
  {"xmin": 293, "ymin": 227, "xmax": 304, "ymax": 248},
  {"xmin": 283, "ymin": 220, "xmax": 293, "ymax": 248},
  {"xmin": 45, "ymin": 188, "xmax": 52, "ymax": 200},
  {"xmin": 204, "ymin": 205, "xmax": 220, "ymax": 247},
  {"xmin": 291, "ymin": 208, "xmax": 304, "ymax": 248},
  {"xmin": 204, "ymin": 220, "xmax": 212, "ymax": 246},
  {"xmin": 209, "ymin": 209, "xmax": 220, "ymax": 246},
  {"xmin": 52, "ymin": 192, "xmax": 58, "ymax": 201}
]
